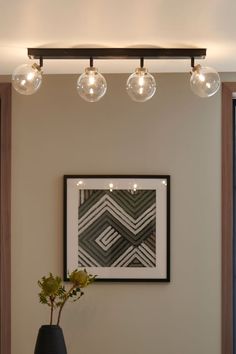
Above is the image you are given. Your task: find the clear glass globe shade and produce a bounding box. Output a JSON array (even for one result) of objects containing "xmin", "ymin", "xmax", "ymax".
[
  {"xmin": 12, "ymin": 63, "xmax": 42, "ymax": 95},
  {"xmin": 190, "ymin": 65, "xmax": 220, "ymax": 98},
  {"xmin": 126, "ymin": 67, "xmax": 156, "ymax": 102},
  {"xmin": 77, "ymin": 67, "xmax": 107, "ymax": 102}
]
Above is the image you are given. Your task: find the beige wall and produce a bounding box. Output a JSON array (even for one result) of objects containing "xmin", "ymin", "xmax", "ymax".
[{"xmin": 9, "ymin": 72, "xmax": 233, "ymax": 354}]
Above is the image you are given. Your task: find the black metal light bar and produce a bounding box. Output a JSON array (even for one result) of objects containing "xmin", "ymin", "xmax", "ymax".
[{"xmin": 28, "ymin": 48, "xmax": 206, "ymax": 61}]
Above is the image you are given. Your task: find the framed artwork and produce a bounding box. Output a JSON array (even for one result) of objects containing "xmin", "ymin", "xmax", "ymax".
[{"xmin": 64, "ymin": 175, "xmax": 170, "ymax": 281}]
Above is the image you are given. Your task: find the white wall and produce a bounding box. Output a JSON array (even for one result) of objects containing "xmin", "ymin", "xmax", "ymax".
[{"xmin": 10, "ymin": 72, "xmax": 229, "ymax": 354}]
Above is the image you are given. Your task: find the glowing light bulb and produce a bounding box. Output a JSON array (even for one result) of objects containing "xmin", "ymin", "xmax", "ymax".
[
  {"xmin": 190, "ymin": 64, "xmax": 220, "ymax": 98},
  {"xmin": 126, "ymin": 67, "xmax": 156, "ymax": 102},
  {"xmin": 12, "ymin": 63, "xmax": 42, "ymax": 95},
  {"xmin": 77, "ymin": 67, "xmax": 107, "ymax": 102}
]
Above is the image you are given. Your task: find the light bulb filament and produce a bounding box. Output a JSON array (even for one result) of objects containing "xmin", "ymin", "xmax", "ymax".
[
  {"xmin": 27, "ymin": 72, "xmax": 34, "ymax": 81},
  {"xmin": 88, "ymin": 75, "xmax": 95, "ymax": 85},
  {"xmin": 198, "ymin": 73, "xmax": 205, "ymax": 82},
  {"xmin": 139, "ymin": 87, "xmax": 144, "ymax": 95},
  {"xmin": 138, "ymin": 76, "xmax": 145, "ymax": 86}
]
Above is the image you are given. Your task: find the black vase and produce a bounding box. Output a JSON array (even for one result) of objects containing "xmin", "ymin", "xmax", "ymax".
[{"xmin": 34, "ymin": 325, "xmax": 67, "ymax": 354}]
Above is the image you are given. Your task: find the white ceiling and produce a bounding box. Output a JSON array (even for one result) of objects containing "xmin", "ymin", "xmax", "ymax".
[{"xmin": 0, "ymin": 0, "xmax": 235, "ymax": 74}]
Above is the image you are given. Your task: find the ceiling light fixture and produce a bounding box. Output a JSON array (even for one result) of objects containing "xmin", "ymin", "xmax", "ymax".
[
  {"xmin": 12, "ymin": 57, "xmax": 43, "ymax": 95},
  {"xmin": 190, "ymin": 58, "xmax": 220, "ymax": 97},
  {"xmin": 76, "ymin": 57, "xmax": 107, "ymax": 102},
  {"xmin": 126, "ymin": 57, "xmax": 156, "ymax": 102},
  {"xmin": 11, "ymin": 47, "xmax": 220, "ymax": 100}
]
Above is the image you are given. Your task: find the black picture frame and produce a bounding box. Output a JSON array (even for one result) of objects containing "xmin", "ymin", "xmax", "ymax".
[{"xmin": 64, "ymin": 175, "xmax": 170, "ymax": 282}]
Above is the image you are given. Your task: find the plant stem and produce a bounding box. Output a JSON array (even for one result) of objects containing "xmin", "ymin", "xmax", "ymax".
[
  {"xmin": 50, "ymin": 297, "xmax": 54, "ymax": 325},
  {"xmin": 56, "ymin": 285, "xmax": 76, "ymax": 326}
]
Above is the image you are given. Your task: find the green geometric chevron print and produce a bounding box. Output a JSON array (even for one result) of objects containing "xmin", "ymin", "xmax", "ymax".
[{"xmin": 78, "ymin": 189, "xmax": 156, "ymax": 267}]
